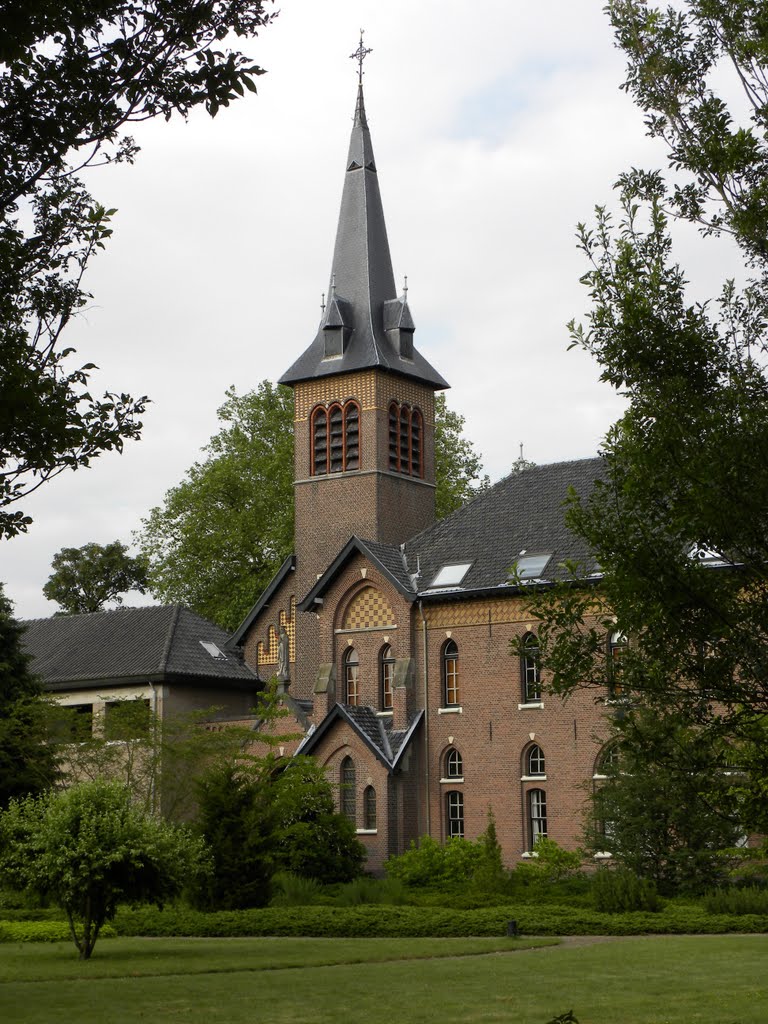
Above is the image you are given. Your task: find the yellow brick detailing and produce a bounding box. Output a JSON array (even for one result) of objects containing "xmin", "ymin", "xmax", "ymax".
[
  {"xmin": 257, "ymin": 596, "xmax": 296, "ymax": 665},
  {"xmin": 294, "ymin": 371, "xmax": 435, "ymax": 424},
  {"xmin": 424, "ymin": 598, "xmax": 533, "ymax": 630},
  {"xmin": 342, "ymin": 586, "xmax": 397, "ymax": 630},
  {"xmin": 294, "ymin": 373, "xmax": 377, "ymax": 421}
]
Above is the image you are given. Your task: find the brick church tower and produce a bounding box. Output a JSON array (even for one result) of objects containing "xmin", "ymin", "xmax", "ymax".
[{"xmin": 279, "ymin": 77, "xmax": 449, "ymax": 584}]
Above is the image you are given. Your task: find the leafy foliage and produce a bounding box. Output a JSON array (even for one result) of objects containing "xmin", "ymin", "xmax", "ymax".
[
  {"xmin": 0, "ymin": 1, "xmax": 275, "ymax": 537},
  {"xmin": 43, "ymin": 539, "xmax": 148, "ymax": 613},
  {"xmin": 584, "ymin": 710, "xmax": 742, "ymax": 894},
  {"xmin": 514, "ymin": 838, "xmax": 583, "ymax": 889},
  {"xmin": 434, "ymin": 393, "xmax": 489, "ymax": 519},
  {"xmin": 592, "ymin": 867, "xmax": 660, "ymax": 913},
  {"xmin": 0, "ymin": 585, "xmax": 57, "ymax": 807},
  {"xmin": 138, "ymin": 383, "xmax": 294, "ymax": 631},
  {"xmin": 0, "ymin": 780, "xmax": 207, "ymax": 958},
  {"xmin": 517, "ymin": 2, "xmax": 768, "ymax": 839}
]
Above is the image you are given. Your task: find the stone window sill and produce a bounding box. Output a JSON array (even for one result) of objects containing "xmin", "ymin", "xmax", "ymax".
[
  {"xmin": 518, "ymin": 702, "xmax": 544, "ymax": 710},
  {"xmin": 438, "ymin": 706, "xmax": 463, "ymax": 715},
  {"xmin": 356, "ymin": 829, "xmax": 378, "ymax": 835},
  {"xmin": 520, "ymin": 775, "xmax": 547, "ymax": 782},
  {"xmin": 439, "ymin": 777, "xmax": 465, "ymax": 784}
]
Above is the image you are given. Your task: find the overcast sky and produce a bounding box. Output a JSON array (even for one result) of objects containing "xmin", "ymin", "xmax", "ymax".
[{"xmin": 2, "ymin": 0, "xmax": 743, "ymax": 620}]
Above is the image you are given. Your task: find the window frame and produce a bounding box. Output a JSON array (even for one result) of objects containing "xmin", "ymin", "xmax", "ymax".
[
  {"xmin": 446, "ymin": 789, "xmax": 465, "ymax": 839},
  {"xmin": 520, "ymin": 632, "xmax": 542, "ymax": 703},
  {"xmin": 527, "ymin": 744, "xmax": 546, "ymax": 777},
  {"xmin": 445, "ymin": 747, "xmax": 463, "ymax": 779},
  {"xmin": 340, "ymin": 756, "xmax": 356, "ymax": 823},
  {"xmin": 311, "ymin": 400, "xmax": 361, "ymax": 476},
  {"xmin": 363, "ymin": 785, "xmax": 377, "ymax": 830},
  {"xmin": 380, "ymin": 644, "xmax": 395, "ymax": 710},
  {"xmin": 344, "ymin": 646, "xmax": 360, "ymax": 706},
  {"xmin": 528, "ymin": 788, "xmax": 548, "ymax": 848},
  {"xmin": 387, "ymin": 401, "xmax": 424, "ymax": 478},
  {"xmin": 442, "ymin": 639, "xmax": 460, "ymax": 706}
]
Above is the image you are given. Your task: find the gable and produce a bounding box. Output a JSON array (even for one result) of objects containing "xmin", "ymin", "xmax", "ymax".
[{"xmin": 341, "ymin": 586, "xmax": 396, "ymax": 631}]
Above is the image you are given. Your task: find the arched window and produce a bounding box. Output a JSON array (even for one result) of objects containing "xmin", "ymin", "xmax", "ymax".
[
  {"xmin": 446, "ymin": 790, "xmax": 464, "ymax": 839},
  {"xmin": 380, "ymin": 644, "xmax": 395, "ymax": 710},
  {"xmin": 363, "ymin": 786, "xmax": 377, "ymax": 830},
  {"xmin": 340, "ymin": 756, "xmax": 356, "ymax": 822},
  {"xmin": 528, "ymin": 789, "xmax": 548, "ymax": 848},
  {"xmin": 608, "ymin": 631, "xmax": 627, "ymax": 695},
  {"xmin": 311, "ymin": 406, "xmax": 328, "ymax": 475},
  {"xmin": 595, "ymin": 743, "xmax": 619, "ymax": 777},
  {"xmin": 442, "ymin": 639, "xmax": 460, "ymax": 706},
  {"xmin": 527, "ymin": 744, "xmax": 546, "ymax": 777},
  {"xmin": 387, "ymin": 401, "xmax": 424, "ymax": 478},
  {"xmin": 520, "ymin": 632, "xmax": 541, "ymax": 703},
  {"xmin": 445, "ymin": 747, "xmax": 463, "ymax": 779},
  {"xmin": 410, "ymin": 408, "xmax": 423, "ymax": 476},
  {"xmin": 344, "ymin": 647, "xmax": 360, "ymax": 706},
  {"xmin": 311, "ymin": 401, "xmax": 360, "ymax": 475}
]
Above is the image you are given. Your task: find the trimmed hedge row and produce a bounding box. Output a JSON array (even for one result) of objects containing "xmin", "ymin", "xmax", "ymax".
[
  {"xmin": 0, "ymin": 920, "xmax": 116, "ymax": 943},
  {"xmin": 114, "ymin": 903, "xmax": 768, "ymax": 938}
]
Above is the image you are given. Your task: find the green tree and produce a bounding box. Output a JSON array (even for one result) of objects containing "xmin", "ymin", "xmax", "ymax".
[
  {"xmin": 585, "ymin": 710, "xmax": 742, "ymax": 894},
  {"xmin": 0, "ymin": 1, "xmax": 275, "ymax": 538},
  {"xmin": 0, "ymin": 585, "xmax": 57, "ymax": 807},
  {"xmin": 518, "ymin": 2, "xmax": 768, "ymax": 804},
  {"xmin": 0, "ymin": 779, "xmax": 207, "ymax": 958},
  {"xmin": 138, "ymin": 382, "xmax": 295, "ymax": 632},
  {"xmin": 138, "ymin": 385, "xmax": 488, "ymax": 631},
  {"xmin": 43, "ymin": 540, "xmax": 148, "ymax": 614},
  {"xmin": 434, "ymin": 393, "xmax": 490, "ymax": 519}
]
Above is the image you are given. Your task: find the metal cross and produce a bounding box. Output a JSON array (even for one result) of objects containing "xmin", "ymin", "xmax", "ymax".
[{"xmin": 350, "ymin": 30, "xmax": 372, "ymax": 83}]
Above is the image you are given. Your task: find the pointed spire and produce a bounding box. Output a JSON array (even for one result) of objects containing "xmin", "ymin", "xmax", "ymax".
[{"xmin": 279, "ymin": 43, "xmax": 448, "ymax": 391}]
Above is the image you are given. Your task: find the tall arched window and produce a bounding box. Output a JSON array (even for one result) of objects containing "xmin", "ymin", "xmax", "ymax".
[
  {"xmin": 442, "ymin": 639, "xmax": 459, "ymax": 706},
  {"xmin": 608, "ymin": 631, "xmax": 627, "ymax": 696},
  {"xmin": 363, "ymin": 786, "xmax": 377, "ymax": 830},
  {"xmin": 445, "ymin": 747, "xmax": 463, "ymax": 779},
  {"xmin": 520, "ymin": 632, "xmax": 541, "ymax": 703},
  {"xmin": 340, "ymin": 756, "xmax": 356, "ymax": 822},
  {"xmin": 388, "ymin": 401, "xmax": 424, "ymax": 477},
  {"xmin": 380, "ymin": 644, "xmax": 395, "ymax": 710},
  {"xmin": 311, "ymin": 401, "xmax": 360, "ymax": 475},
  {"xmin": 345, "ymin": 647, "xmax": 360, "ymax": 706},
  {"xmin": 528, "ymin": 789, "xmax": 548, "ymax": 848},
  {"xmin": 527, "ymin": 744, "xmax": 546, "ymax": 777},
  {"xmin": 446, "ymin": 790, "xmax": 464, "ymax": 839}
]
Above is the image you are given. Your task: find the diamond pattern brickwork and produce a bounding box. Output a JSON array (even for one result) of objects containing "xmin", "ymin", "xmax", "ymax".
[{"xmin": 341, "ymin": 586, "xmax": 396, "ymax": 631}]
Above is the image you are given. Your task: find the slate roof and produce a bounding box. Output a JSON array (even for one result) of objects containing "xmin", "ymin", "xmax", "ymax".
[
  {"xmin": 279, "ymin": 82, "xmax": 448, "ymax": 391},
  {"xmin": 408, "ymin": 457, "xmax": 605, "ymax": 597},
  {"xmin": 21, "ymin": 605, "xmax": 259, "ymax": 690},
  {"xmin": 298, "ymin": 458, "xmax": 605, "ymax": 609},
  {"xmin": 298, "ymin": 703, "xmax": 423, "ymax": 772}
]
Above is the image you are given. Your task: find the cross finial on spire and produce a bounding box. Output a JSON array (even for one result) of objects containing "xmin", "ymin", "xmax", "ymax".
[
  {"xmin": 350, "ymin": 29, "xmax": 372, "ymax": 84},
  {"xmin": 403, "ymin": 275, "xmax": 408, "ymax": 298}
]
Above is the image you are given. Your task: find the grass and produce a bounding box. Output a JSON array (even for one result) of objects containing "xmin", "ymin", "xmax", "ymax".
[{"xmin": 1, "ymin": 935, "xmax": 767, "ymax": 1023}]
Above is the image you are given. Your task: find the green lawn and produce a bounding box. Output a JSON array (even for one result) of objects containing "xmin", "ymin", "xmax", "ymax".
[{"xmin": 1, "ymin": 935, "xmax": 767, "ymax": 1023}]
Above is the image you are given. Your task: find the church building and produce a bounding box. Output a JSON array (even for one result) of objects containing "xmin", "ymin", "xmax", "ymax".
[{"xmin": 231, "ymin": 67, "xmax": 611, "ymax": 872}]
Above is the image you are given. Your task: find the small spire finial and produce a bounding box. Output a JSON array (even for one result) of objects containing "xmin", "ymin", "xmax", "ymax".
[
  {"xmin": 403, "ymin": 274, "xmax": 408, "ymax": 299},
  {"xmin": 350, "ymin": 29, "xmax": 372, "ymax": 84},
  {"xmin": 321, "ymin": 292, "xmax": 326, "ymax": 314},
  {"xmin": 520, "ymin": 442, "xmax": 524, "ymax": 460},
  {"xmin": 331, "ymin": 272, "xmax": 337, "ymax": 296}
]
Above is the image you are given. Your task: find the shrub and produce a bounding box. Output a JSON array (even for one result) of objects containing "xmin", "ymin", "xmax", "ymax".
[
  {"xmin": 514, "ymin": 839, "xmax": 583, "ymax": 889},
  {"xmin": 0, "ymin": 920, "xmax": 116, "ymax": 943},
  {"xmin": 385, "ymin": 835, "xmax": 483, "ymax": 887},
  {"xmin": 704, "ymin": 885, "xmax": 768, "ymax": 916},
  {"xmin": 269, "ymin": 872, "xmax": 324, "ymax": 907},
  {"xmin": 592, "ymin": 867, "xmax": 660, "ymax": 913},
  {"xmin": 335, "ymin": 876, "xmax": 409, "ymax": 906}
]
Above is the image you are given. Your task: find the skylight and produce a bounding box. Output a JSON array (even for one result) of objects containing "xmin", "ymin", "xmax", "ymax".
[
  {"xmin": 200, "ymin": 640, "xmax": 226, "ymax": 660},
  {"xmin": 510, "ymin": 552, "xmax": 552, "ymax": 580},
  {"xmin": 428, "ymin": 562, "xmax": 473, "ymax": 588}
]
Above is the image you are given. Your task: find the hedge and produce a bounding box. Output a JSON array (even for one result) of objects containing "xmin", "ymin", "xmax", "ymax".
[
  {"xmin": 113, "ymin": 903, "xmax": 768, "ymax": 938},
  {"xmin": 0, "ymin": 921, "xmax": 116, "ymax": 943}
]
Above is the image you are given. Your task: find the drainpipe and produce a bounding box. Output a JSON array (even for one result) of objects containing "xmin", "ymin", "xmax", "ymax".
[
  {"xmin": 418, "ymin": 600, "xmax": 431, "ymax": 836},
  {"xmin": 148, "ymin": 681, "xmax": 158, "ymax": 815}
]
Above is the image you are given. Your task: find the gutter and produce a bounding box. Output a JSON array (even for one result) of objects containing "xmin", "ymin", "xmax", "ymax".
[{"xmin": 418, "ymin": 599, "xmax": 430, "ymax": 836}]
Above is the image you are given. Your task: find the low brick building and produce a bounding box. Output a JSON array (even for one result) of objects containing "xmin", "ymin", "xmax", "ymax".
[{"xmin": 231, "ymin": 77, "xmax": 613, "ymax": 871}]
